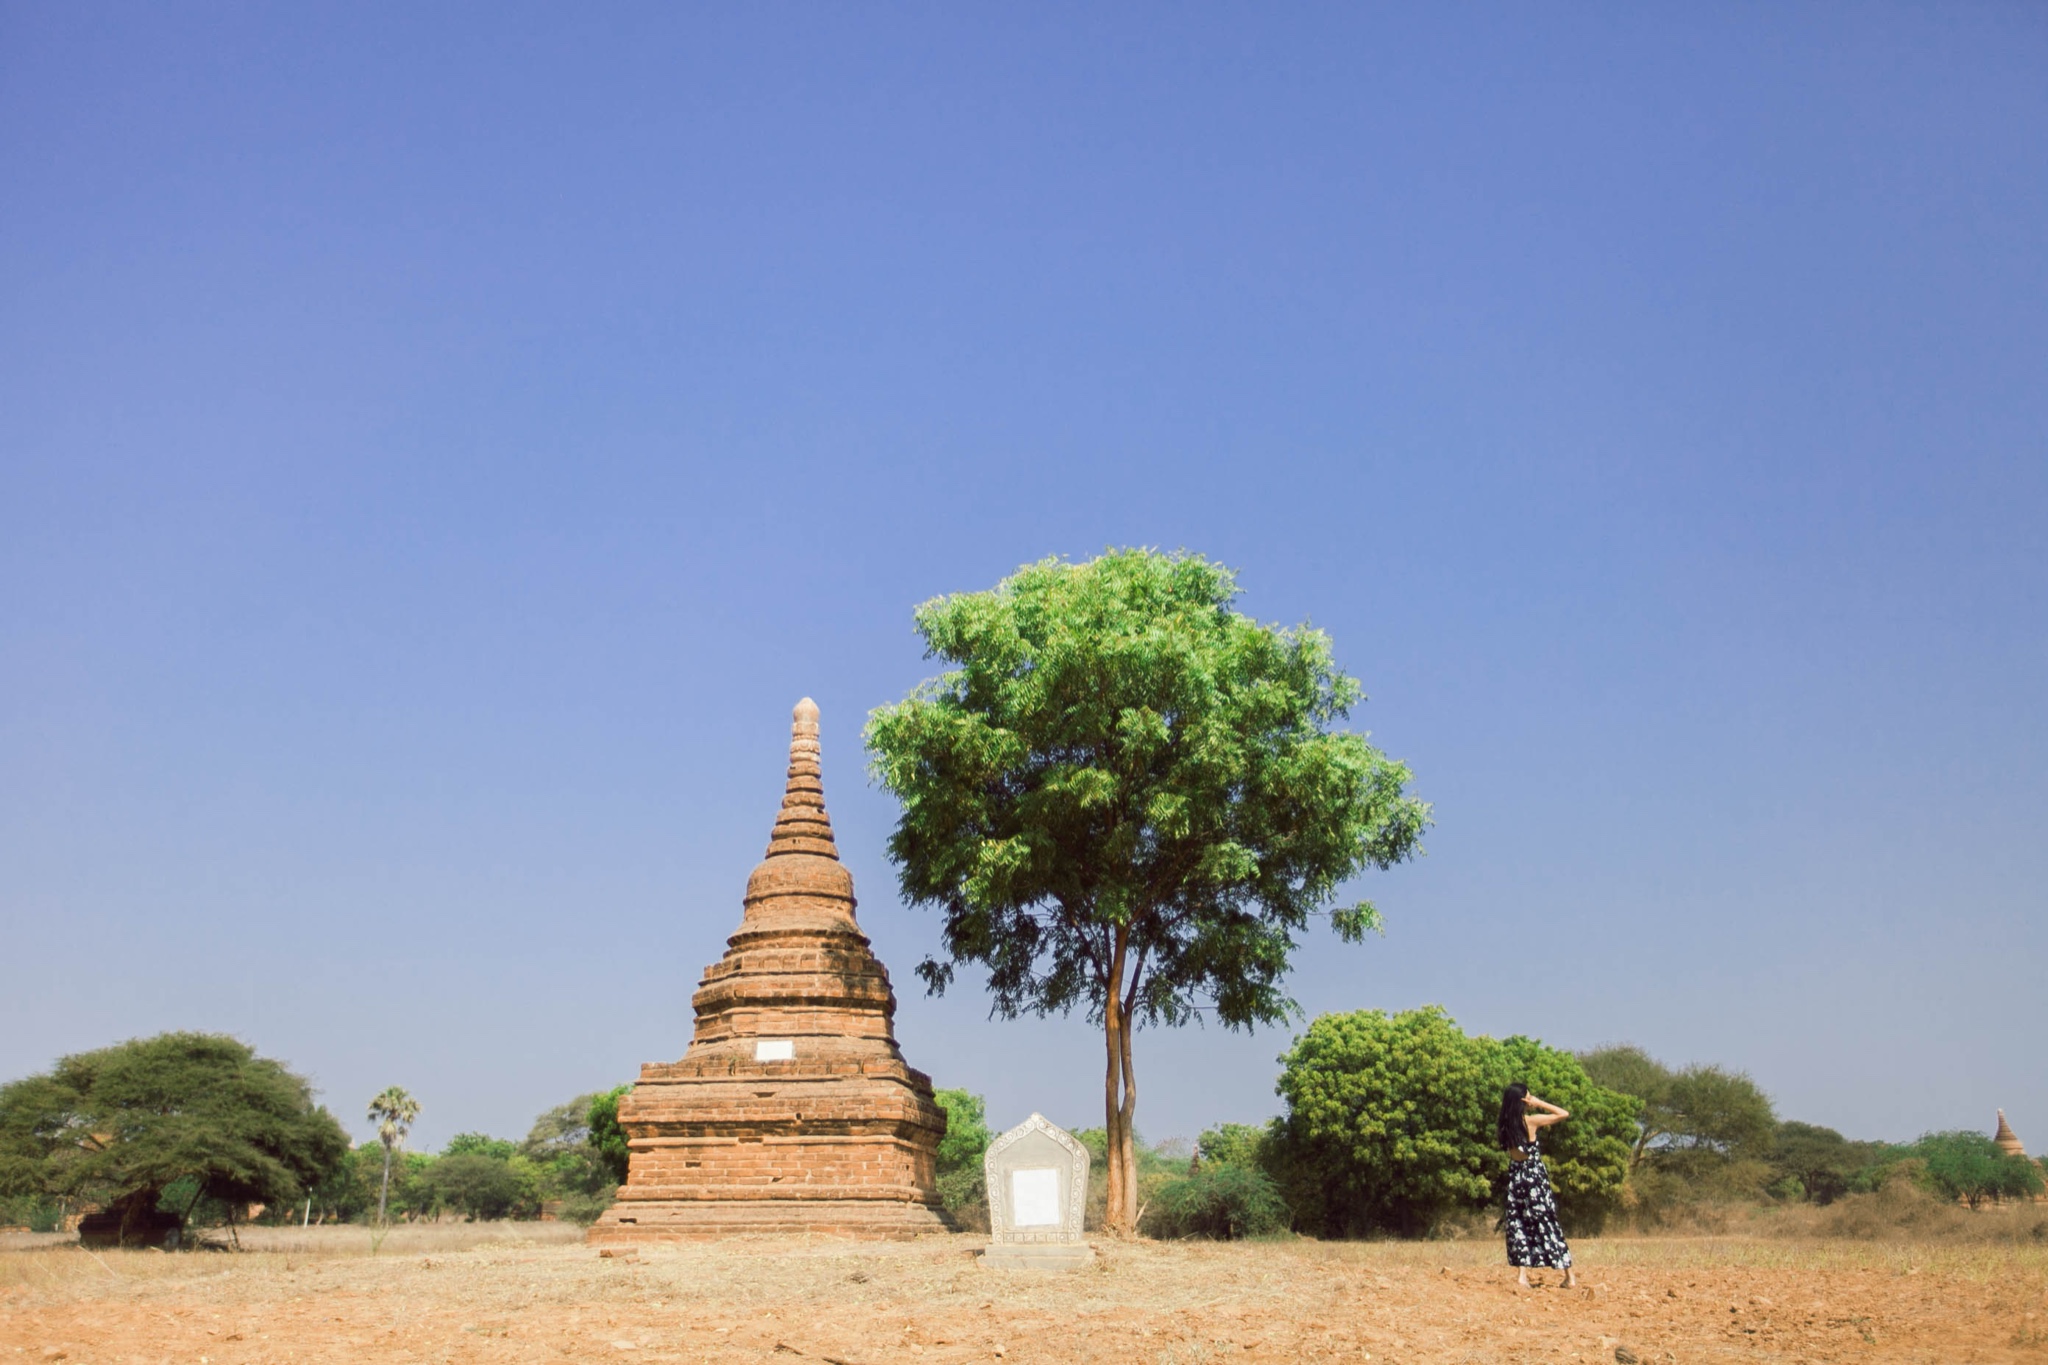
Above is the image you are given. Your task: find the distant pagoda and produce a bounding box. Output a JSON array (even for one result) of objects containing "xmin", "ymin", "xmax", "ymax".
[
  {"xmin": 587, "ymin": 699, "xmax": 950, "ymax": 1241},
  {"xmin": 1994, "ymin": 1109, "xmax": 2025, "ymax": 1158}
]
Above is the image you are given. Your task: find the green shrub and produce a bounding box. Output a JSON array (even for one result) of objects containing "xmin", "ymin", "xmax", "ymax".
[
  {"xmin": 1197, "ymin": 1122, "xmax": 1275, "ymax": 1170},
  {"xmin": 423, "ymin": 1153, "xmax": 538, "ymax": 1221},
  {"xmin": 0, "ymin": 1194, "xmax": 64, "ymax": 1232},
  {"xmin": 1268, "ymin": 1006, "xmax": 1636, "ymax": 1238},
  {"xmin": 933, "ymin": 1089, "xmax": 992, "ymax": 1230},
  {"xmin": 586, "ymin": 1086, "xmax": 633, "ymax": 1185},
  {"xmin": 551, "ymin": 1188, "xmax": 617, "ymax": 1226},
  {"xmin": 1143, "ymin": 1163, "xmax": 1290, "ymax": 1239}
]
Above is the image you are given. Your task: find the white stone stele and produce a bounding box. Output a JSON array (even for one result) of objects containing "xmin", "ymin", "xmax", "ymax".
[
  {"xmin": 981, "ymin": 1112, "xmax": 1094, "ymax": 1270},
  {"xmin": 752, "ymin": 1039, "xmax": 794, "ymax": 1061}
]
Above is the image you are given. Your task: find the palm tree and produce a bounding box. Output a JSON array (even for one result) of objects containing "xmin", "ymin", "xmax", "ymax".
[{"xmin": 367, "ymin": 1086, "xmax": 421, "ymax": 1239}]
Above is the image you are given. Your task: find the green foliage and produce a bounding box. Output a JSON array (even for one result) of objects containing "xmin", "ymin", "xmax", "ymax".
[
  {"xmin": 1770, "ymin": 1121, "xmax": 1890, "ymax": 1206},
  {"xmin": 0, "ymin": 1193, "xmax": 65, "ymax": 1232},
  {"xmin": 932, "ymin": 1089, "xmax": 992, "ymax": 1228},
  {"xmin": 1579, "ymin": 1043, "xmax": 1783, "ymax": 1224},
  {"xmin": 1143, "ymin": 1162, "xmax": 1290, "ymax": 1240},
  {"xmin": 1268, "ymin": 1007, "xmax": 1488, "ymax": 1237},
  {"xmin": 1268, "ymin": 1007, "xmax": 1636, "ymax": 1237},
  {"xmin": 865, "ymin": 548, "xmax": 1430, "ymax": 1029},
  {"xmin": 1907, "ymin": 1131, "xmax": 2045, "ymax": 1210},
  {"xmin": 586, "ymin": 1085, "xmax": 633, "ymax": 1186},
  {"xmin": 295, "ymin": 1088, "xmax": 626, "ymax": 1227},
  {"xmin": 444, "ymin": 1132, "xmax": 518, "ymax": 1161},
  {"xmin": 0, "ymin": 1032, "xmax": 350, "ymax": 1236},
  {"xmin": 865, "ymin": 549, "xmax": 1430, "ymax": 1231},
  {"xmin": 425, "ymin": 1152, "xmax": 539, "ymax": 1221},
  {"xmin": 303, "ymin": 1144, "xmax": 380, "ymax": 1223},
  {"xmin": 550, "ymin": 1187, "xmax": 617, "ymax": 1226},
  {"xmin": 1579, "ymin": 1045, "xmax": 1776, "ymax": 1165},
  {"xmin": 389, "ymin": 1150, "xmax": 441, "ymax": 1221},
  {"xmin": 1663, "ymin": 1067, "xmax": 1777, "ymax": 1157},
  {"xmin": 521, "ymin": 1092, "xmax": 615, "ymax": 1223},
  {"xmin": 522, "ymin": 1095, "xmax": 599, "ymax": 1159},
  {"xmin": 1197, "ymin": 1122, "xmax": 1275, "ymax": 1171}
]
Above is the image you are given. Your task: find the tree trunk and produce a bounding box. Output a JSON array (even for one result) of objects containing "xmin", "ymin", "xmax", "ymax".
[
  {"xmin": 1101, "ymin": 928, "xmax": 1141, "ymax": 1237},
  {"xmin": 1116, "ymin": 996, "xmax": 1138, "ymax": 1230},
  {"xmin": 377, "ymin": 1143, "xmax": 394, "ymax": 1227}
]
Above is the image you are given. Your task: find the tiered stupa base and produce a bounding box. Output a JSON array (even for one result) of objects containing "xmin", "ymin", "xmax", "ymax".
[{"xmin": 591, "ymin": 1198, "xmax": 950, "ymax": 1242}]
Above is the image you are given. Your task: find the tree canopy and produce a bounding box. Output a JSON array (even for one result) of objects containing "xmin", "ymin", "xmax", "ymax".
[
  {"xmin": 1907, "ymin": 1130, "xmax": 2045, "ymax": 1209},
  {"xmin": 1768, "ymin": 1121, "xmax": 1888, "ymax": 1205},
  {"xmin": 1578, "ymin": 1044, "xmax": 1777, "ymax": 1167},
  {"xmin": 865, "ymin": 549, "xmax": 1430, "ymax": 1235},
  {"xmin": 0, "ymin": 1032, "xmax": 348, "ymax": 1243},
  {"xmin": 931, "ymin": 1088, "xmax": 993, "ymax": 1229},
  {"xmin": 586, "ymin": 1085, "xmax": 633, "ymax": 1186}
]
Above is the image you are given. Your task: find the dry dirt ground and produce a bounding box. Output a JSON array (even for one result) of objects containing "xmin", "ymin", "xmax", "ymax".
[{"xmin": 3, "ymin": 1225, "xmax": 2044, "ymax": 1365}]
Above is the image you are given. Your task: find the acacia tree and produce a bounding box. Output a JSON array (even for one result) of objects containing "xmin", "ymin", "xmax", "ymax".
[
  {"xmin": 1578, "ymin": 1045, "xmax": 1776, "ymax": 1168},
  {"xmin": 865, "ymin": 550, "xmax": 1430, "ymax": 1235},
  {"xmin": 367, "ymin": 1086, "xmax": 420, "ymax": 1241},
  {"xmin": 0, "ymin": 1032, "xmax": 348, "ymax": 1245}
]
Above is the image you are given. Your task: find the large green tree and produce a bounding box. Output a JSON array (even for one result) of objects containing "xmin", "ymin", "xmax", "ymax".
[
  {"xmin": 1908, "ymin": 1131, "xmax": 2045, "ymax": 1209},
  {"xmin": 522, "ymin": 1092, "xmax": 617, "ymax": 1223},
  {"xmin": 1579, "ymin": 1045, "xmax": 1777, "ymax": 1168},
  {"xmin": 1769, "ymin": 1121, "xmax": 1887, "ymax": 1205},
  {"xmin": 1268, "ymin": 1007, "xmax": 1637, "ymax": 1237},
  {"xmin": 426, "ymin": 1152, "xmax": 539, "ymax": 1221},
  {"xmin": 0, "ymin": 1032, "xmax": 349, "ymax": 1244},
  {"xmin": 865, "ymin": 550, "xmax": 1430, "ymax": 1235}
]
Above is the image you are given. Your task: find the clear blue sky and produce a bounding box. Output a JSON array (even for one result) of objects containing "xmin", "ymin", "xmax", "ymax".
[{"xmin": 3, "ymin": 4, "xmax": 2042, "ymax": 1154}]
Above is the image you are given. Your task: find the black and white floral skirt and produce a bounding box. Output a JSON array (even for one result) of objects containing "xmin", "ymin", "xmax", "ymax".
[{"xmin": 1504, "ymin": 1140, "xmax": 1572, "ymax": 1269}]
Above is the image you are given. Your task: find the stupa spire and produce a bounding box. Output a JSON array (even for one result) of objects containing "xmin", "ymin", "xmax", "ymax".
[
  {"xmin": 765, "ymin": 697, "xmax": 838, "ymax": 860},
  {"xmin": 1995, "ymin": 1109, "xmax": 2025, "ymax": 1157}
]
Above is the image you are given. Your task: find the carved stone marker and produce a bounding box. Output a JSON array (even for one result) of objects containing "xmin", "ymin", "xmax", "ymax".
[{"xmin": 982, "ymin": 1113, "xmax": 1094, "ymax": 1269}]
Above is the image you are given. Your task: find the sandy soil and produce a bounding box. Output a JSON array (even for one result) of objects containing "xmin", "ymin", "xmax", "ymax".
[{"xmin": 3, "ymin": 1226, "xmax": 2044, "ymax": 1364}]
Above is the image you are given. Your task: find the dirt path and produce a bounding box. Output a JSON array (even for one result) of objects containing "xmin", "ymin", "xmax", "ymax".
[{"xmin": 3, "ymin": 1229, "xmax": 2042, "ymax": 1364}]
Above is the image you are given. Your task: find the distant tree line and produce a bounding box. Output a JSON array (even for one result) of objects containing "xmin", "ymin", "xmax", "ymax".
[
  {"xmin": 1577, "ymin": 1044, "xmax": 2045, "ymax": 1221},
  {"xmin": 0, "ymin": 1033, "xmax": 636, "ymax": 1246},
  {"xmin": 941, "ymin": 1008, "xmax": 2044, "ymax": 1243},
  {"xmin": 5, "ymin": 1023, "xmax": 2037, "ymax": 1248}
]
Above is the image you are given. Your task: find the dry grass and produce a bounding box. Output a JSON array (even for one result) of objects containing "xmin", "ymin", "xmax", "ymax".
[
  {"xmin": 3, "ymin": 1225, "xmax": 2044, "ymax": 1363},
  {"xmin": 1602, "ymin": 1185, "xmax": 2048, "ymax": 1252}
]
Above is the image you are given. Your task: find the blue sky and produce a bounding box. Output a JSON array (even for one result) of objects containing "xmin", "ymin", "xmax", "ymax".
[{"xmin": 3, "ymin": 4, "xmax": 2042, "ymax": 1153}]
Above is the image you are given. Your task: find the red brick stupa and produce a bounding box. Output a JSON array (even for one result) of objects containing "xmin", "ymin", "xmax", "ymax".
[
  {"xmin": 587, "ymin": 699, "xmax": 950, "ymax": 1241},
  {"xmin": 1995, "ymin": 1110, "xmax": 2026, "ymax": 1158}
]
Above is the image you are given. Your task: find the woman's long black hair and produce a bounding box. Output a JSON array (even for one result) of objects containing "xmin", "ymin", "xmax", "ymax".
[{"xmin": 1497, "ymin": 1082, "xmax": 1530, "ymax": 1152}]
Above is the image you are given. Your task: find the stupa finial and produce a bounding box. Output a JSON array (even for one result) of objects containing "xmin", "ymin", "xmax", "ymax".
[
  {"xmin": 1995, "ymin": 1109, "xmax": 2025, "ymax": 1157},
  {"xmin": 764, "ymin": 697, "xmax": 838, "ymax": 859}
]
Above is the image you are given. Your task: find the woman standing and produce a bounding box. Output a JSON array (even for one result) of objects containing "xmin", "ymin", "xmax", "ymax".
[{"xmin": 1498, "ymin": 1082, "xmax": 1578, "ymax": 1289}]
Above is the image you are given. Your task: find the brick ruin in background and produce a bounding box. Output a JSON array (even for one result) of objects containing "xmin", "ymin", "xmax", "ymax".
[
  {"xmin": 1994, "ymin": 1109, "xmax": 2025, "ymax": 1158},
  {"xmin": 587, "ymin": 698, "xmax": 950, "ymax": 1242}
]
